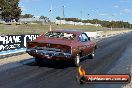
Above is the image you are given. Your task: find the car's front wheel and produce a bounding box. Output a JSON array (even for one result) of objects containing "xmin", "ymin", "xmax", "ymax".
[
  {"xmin": 72, "ymin": 54, "xmax": 80, "ymax": 67},
  {"xmin": 88, "ymin": 50, "xmax": 95, "ymax": 59}
]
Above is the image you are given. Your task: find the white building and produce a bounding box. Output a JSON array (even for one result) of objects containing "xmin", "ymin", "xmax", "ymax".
[
  {"xmin": 55, "ymin": 19, "xmax": 101, "ymax": 27},
  {"xmin": 19, "ymin": 18, "xmax": 49, "ymax": 23}
]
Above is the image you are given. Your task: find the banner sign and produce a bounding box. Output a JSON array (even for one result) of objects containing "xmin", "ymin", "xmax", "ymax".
[{"xmin": 0, "ymin": 34, "xmax": 40, "ymax": 51}]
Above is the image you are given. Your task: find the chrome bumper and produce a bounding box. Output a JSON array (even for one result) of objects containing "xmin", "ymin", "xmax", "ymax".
[{"xmin": 26, "ymin": 48, "xmax": 72, "ymax": 59}]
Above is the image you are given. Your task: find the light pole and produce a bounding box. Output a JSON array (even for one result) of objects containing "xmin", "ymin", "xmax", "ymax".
[
  {"xmin": 122, "ymin": 21, "xmax": 124, "ymax": 29},
  {"xmin": 94, "ymin": 10, "xmax": 98, "ymax": 28},
  {"xmin": 110, "ymin": 14, "xmax": 115, "ymax": 30},
  {"xmin": 130, "ymin": 23, "xmax": 131, "ymax": 28},
  {"xmin": 62, "ymin": 5, "xmax": 65, "ymax": 29},
  {"xmin": 80, "ymin": 10, "xmax": 82, "ymax": 20},
  {"xmin": 49, "ymin": 0, "xmax": 52, "ymax": 31},
  {"xmin": 62, "ymin": 6, "xmax": 65, "ymax": 21},
  {"xmin": 0, "ymin": 7, "xmax": 2, "ymax": 19},
  {"xmin": 87, "ymin": 14, "xmax": 90, "ymax": 19}
]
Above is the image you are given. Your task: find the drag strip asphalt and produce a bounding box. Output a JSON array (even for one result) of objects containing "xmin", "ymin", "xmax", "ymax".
[{"xmin": 0, "ymin": 32, "xmax": 132, "ymax": 88}]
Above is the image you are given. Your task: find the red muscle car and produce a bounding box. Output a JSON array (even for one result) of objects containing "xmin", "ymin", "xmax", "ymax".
[{"xmin": 26, "ymin": 30, "xmax": 97, "ymax": 66}]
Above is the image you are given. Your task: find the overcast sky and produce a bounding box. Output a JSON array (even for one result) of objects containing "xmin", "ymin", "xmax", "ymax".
[{"xmin": 19, "ymin": 0, "xmax": 132, "ymax": 23}]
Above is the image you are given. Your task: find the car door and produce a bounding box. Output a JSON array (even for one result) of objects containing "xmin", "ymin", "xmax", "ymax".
[
  {"xmin": 83, "ymin": 33, "xmax": 94, "ymax": 54},
  {"xmin": 78, "ymin": 33, "xmax": 92, "ymax": 56}
]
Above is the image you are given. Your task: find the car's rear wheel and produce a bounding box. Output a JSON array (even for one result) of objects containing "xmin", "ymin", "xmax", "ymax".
[
  {"xmin": 72, "ymin": 54, "xmax": 80, "ymax": 67},
  {"xmin": 35, "ymin": 57, "xmax": 46, "ymax": 66},
  {"xmin": 88, "ymin": 50, "xmax": 95, "ymax": 59}
]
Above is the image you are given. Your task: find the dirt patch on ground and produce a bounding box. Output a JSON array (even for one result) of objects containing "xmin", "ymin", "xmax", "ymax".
[{"xmin": 0, "ymin": 53, "xmax": 33, "ymax": 66}]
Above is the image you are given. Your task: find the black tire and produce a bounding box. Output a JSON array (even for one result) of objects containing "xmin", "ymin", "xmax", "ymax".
[
  {"xmin": 72, "ymin": 54, "xmax": 80, "ymax": 67},
  {"xmin": 35, "ymin": 57, "xmax": 46, "ymax": 66},
  {"xmin": 88, "ymin": 50, "xmax": 95, "ymax": 59}
]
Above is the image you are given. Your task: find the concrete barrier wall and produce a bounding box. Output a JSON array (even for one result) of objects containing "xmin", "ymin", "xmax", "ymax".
[
  {"xmin": 0, "ymin": 34, "xmax": 40, "ymax": 51},
  {"xmin": 85, "ymin": 30, "xmax": 132, "ymax": 39}
]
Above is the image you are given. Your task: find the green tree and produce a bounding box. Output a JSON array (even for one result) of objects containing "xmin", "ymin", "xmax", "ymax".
[
  {"xmin": 56, "ymin": 16, "xmax": 61, "ymax": 20},
  {"xmin": 40, "ymin": 16, "xmax": 50, "ymax": 22},
  {"xmin": 0, "ymin": 0, "xmax": 21, "ymax": 22},
  {"xmin": 21, "ymin": 14, "xmax": 34, "ymax": 18},
  {"xmin": 40, "ymin": 16, "xmax": 46, "ymax": 19},
  {"xmin": 56, "ymin": 17, "xmax": 132, "ymax": 28}
]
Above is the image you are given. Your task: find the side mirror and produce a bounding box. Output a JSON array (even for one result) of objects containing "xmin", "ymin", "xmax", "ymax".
[{"xmin": 88, "ymin": 37, "xmax": 91, "ymax": 41}]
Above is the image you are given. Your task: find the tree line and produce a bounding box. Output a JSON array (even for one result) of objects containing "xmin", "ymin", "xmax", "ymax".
[
  {"xmin": 56, "ymin": 16, "xmax": 132, "ymax": 28},
  {"xmin": 0, "ymin": 0, "xmax": 21, "ymax": 22},
  {"xmin": 20, "ymin": 14, "xmax": 50, "ymax": 22},
  {"xmin": 20, "ymin": 14, "xmax": 49, "ymax": 20}
]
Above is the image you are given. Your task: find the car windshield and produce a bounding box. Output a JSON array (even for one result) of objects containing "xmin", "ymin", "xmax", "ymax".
[{"xmin": 44, "ymin": 32, "xmax": 76, "ymax": 40}]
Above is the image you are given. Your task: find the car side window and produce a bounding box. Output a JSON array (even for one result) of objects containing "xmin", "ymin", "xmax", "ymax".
[{"xmin": 79, "ymin": 33, "xmax": 89, "ymax": 42}]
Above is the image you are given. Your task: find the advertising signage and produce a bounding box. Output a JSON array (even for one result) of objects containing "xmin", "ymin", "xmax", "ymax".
[{"xmin": 0, "ymin": 34, "xmax": 40, "ymax": 51}]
